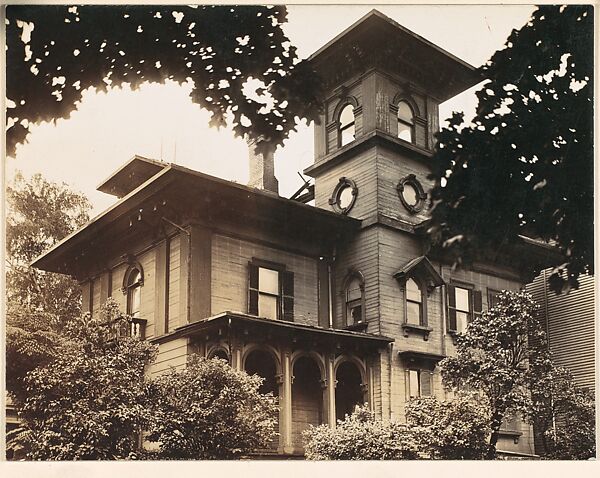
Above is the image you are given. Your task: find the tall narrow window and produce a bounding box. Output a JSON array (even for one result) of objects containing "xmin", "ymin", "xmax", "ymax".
[
  {"xmin": 126, "ymin": 268, "xmax": 142, "ymax": 318},
  {"xmin": 397, "ymin": 101, "xmax": 415, "ymax": 143},
  {"xmin": 405, "ymin": 278, "xmax": 423, "ymax": 325},
  {"xmin": 339, "ymin": 104, "xmax": 356, "ymax": 146},
  {"xmin": 258, "ymin": 267, "xmax": 279, "ymax": 321},
  {"xmin": 248, "ymin": 262, "xmax": 294, "ymax": 321},
  {"xmin": 345, "ymin": 275, "xmax": 364, "ymax": 327},
  {"xmin": 447, "ymin": 284, "xmax": 482, "ymax": 334}
]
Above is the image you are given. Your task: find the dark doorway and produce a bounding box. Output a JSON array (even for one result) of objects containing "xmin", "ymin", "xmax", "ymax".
[
  {"xmin": 291, "ymin": 356, "xmax": 323, "ymax": 449},
  {"xmin": 335, "ymin": 361, "xmax": 364, "ymax": 421}
]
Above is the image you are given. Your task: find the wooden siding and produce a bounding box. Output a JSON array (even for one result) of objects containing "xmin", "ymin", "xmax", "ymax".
[
  {"xmin": 527, "ymin": 271, "xmax": 596, "ymax": 390},
  {"xmin": 211, "ymin": 234, "xmax": 319, "ymax": 326},
  {"xmin": 314, "ymin": 148, "xmax": 379, "ymax": 217},
  {"xmin": 148, "ymin": 337, "xmax": 190, "ymax": 377},
  {"xmin": 168, "ymin": 234, "xmax": 182, "ymax": 332},
  {"xmin": 138, "ymin": 248, "xmax": 156, "ymax": 340}
]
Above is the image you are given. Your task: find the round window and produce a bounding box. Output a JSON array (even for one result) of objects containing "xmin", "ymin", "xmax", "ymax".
[
  {"xmin": 330, "ymin": 177, "xmax": 358, "ymax": 214},
  {"xmin": 397, "ymin": 174, "xmax": 426, "ymax": 214}
]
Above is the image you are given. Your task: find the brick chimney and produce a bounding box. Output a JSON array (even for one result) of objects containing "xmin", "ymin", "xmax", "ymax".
[{"xmin": 247, "ymin": 139, "xmax": 279, "ymax": 194}]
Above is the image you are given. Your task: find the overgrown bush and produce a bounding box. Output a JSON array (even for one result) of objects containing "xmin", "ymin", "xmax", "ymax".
[
  {"xmin": 303, "ymin": 405, "xmax": 419, "ymax": 460},
  {"xmin": 145, "ymin": 355, "xmax": 279, "ymax": 459},
  {"xmin": 405, "ymin": 393, "xmax": 490, "ymax": 459}
]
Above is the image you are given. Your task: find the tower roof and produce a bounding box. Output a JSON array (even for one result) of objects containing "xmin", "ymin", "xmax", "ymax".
[{"xmin": 308, "ymin": 9, "xmax": 480, "ymax": 102}]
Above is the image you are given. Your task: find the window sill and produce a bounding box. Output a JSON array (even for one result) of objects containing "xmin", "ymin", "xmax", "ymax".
[
  {"xmin": 344, "ymin": 322, "xmax": 368, "ymax": 332},
  {"xmin": 402, "ymin": 323, "xmax": 433, "ymax": 341},
  {"xmin": 498, "ymin": 430, "xmax": 522, "ymax": 444}
]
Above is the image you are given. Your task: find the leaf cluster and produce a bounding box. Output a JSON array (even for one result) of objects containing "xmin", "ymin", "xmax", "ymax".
[
  {"xmin": 6, "ymin": 5, "xmax": 322, "ymax": 157},
  {"xmin": 405, "ymin": 393, "xmax": 491, "ymax": 459},
  {"xmin": 303, "ymin": 405, "xmax": 420, "ymax": 460},
  {"xmin": 427, "ymin": 5, "xmax": 594, "ymax": 292}
]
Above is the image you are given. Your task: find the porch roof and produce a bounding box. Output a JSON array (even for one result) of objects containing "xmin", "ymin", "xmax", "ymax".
[{"xmin": 153, "ymin": 311, "xmax": 394, "ymax": 349}]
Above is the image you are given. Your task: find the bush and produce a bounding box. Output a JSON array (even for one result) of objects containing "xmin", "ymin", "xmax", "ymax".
[
  {"xmin": 405, "ymin": 393, "xmax": 490, "ymax": 459},
  {"xmin": 145, "ymin": 355, "xmax": 278, "ymax": 459},
  {"xmin": 303, "ymin": 405, "xmax": 419, "ymax": 460}
]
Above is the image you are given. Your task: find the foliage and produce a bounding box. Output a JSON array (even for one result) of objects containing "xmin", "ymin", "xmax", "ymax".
[
  {"xmin": 10, "ymin": 300, "xmax": 157, "ymax": 460},
  {"xmin": 6, "ymin": 172, "xmax": 91, "ymax": 319},
  {"xmin": 440, "ymin": 290, "xmax": 552, "ymax": 459},
  {"xmin": 6, "ymin": 5, "xmax": 321, "ymax": 157},
  {"xmin": 6, "ymin": 173, "xmax": 92, "ymax": 404},
  {"xmin": 533, "ymin": 367, "xmax": 595, "ymax": 460},
  {"xmin": 405, "ymin": 393, "xmax": 490, "ymax": 459},
  {"xmin": 145, "ymin": 355, "xmax": 278, "ymax": 459},
  {"xmin": 427, "ymin": 5, "xmax": 594, "ymax": 292},
  {"xmin": 303, "ymin": 405, "xmax": 419, "ymax": 460}
]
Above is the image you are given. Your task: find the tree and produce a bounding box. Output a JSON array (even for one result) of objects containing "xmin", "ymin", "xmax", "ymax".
[
  {"xmin": 6, "ymin": 5, "xmax": 321, "ymax": 157},
  {"xmin": 439, "ymin": 290, "xmax": 553, "ymax": 459},
  {"xmin": 303, "ymin": 405, "xmax": 420, "ymax": 460},
  {"xmin": 9, "ymin": 301, "xmax": 157, "ymax": 460},
  {"xmin": 405, "ymin": 393, "xmax": 490, "ymax": 460},
  {"xmin": 145, "ymin": 356, "xmax": 278, "ymax": 459},
  {"xmin": 6, "ymin": 173, "xmax": 92, "ymax": 404},
  {"xmin": 427, "ymin": 5, "xmax": 593, "ymax": 292},
  {"xmin": 532, "ymin": 366, "xmax": 595, "ymax": 460}
]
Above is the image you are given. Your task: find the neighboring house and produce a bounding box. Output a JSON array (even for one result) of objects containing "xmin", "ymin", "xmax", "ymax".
[
  {"xmin": 32, "ymin": 10, "xmax": 557, "ymax": 457},
  {"xmin": 528, "ymin": 272, "xmax": 596, "ymax": 391}
]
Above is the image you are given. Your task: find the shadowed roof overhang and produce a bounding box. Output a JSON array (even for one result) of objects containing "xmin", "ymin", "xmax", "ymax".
[
  {"xmin": 32, "ymin": 164, "xmax": 361, "ymax": 275},
  {"xmin": 97, "ymin": 155, "xmax": 169, "ymax": 198},
  {"xmin": 308, "ymin": 9, "xmax": 481, "ymax": 102},
  {"xmin": 153, "ymin": 311, "xmax": 394, "ymax": 349}
]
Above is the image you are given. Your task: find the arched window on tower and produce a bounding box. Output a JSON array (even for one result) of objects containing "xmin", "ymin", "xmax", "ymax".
[
  {"xmin": 339, "ymin": 104, "xmax": 356, "ymax": 147},
  {"xmin": 397, "ymin": 101, "xmax": 415, "ymax": 143}
]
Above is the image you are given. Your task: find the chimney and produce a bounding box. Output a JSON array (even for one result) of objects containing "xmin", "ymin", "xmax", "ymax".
[{"xmin": 247, "ymin": 139, "xmax": 279, "ymax": 194}]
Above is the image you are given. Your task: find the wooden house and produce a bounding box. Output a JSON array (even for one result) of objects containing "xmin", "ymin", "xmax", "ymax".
[{"xmin": 32, "ymin": 10, "xmax": 557, "ymax": 457}]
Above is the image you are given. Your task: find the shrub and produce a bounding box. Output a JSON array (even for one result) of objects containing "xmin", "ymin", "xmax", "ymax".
[
  {"xmin": 303, "ymin": 405, "xmax": 419, "ymax": 460},
  {"xmin": 145, "ymin": 355, "xmax": 278, "ymax": 459},
  {"xmin": 405, "ymin": 393, "xmax": 490, "ymax": 459}
]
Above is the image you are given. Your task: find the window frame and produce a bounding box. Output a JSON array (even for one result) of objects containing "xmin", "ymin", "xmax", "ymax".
[
  {"xmin": 396, "ymin": 100, "xmax": 416, "ymax": 143},
  {"xmin": 338, "ymin": 103, "xmax": 356, "ymax": 147},
  {"xmin": 487, "ymin": 288, "xmax": 502, "ymax": 310},
  {"xmin": 404, "ymin": 276, "xmax": 426, "ymax": 327},
  {"xmin": 407, "ymin": 368, "xmax": 433, "ymax": 399},
  {"xmin": 248, "ymin": 259, "xmax": 294, "ymax": 322},
  {"xmin": 447, "ymin": 281, "xmax": 482, "ymax": 334},
  {"xmin": 342, "ymin": 270, "xmax": 366, "ymax": 330}
]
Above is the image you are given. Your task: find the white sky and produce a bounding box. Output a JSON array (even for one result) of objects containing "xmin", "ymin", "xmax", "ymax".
[{"xmin": 5, "ymin": 4, "xmax": 536, "ymax": 214}]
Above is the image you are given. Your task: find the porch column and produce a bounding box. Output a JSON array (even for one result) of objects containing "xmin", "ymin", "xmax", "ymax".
[
  {"xmin": 281, "ymin": 349, "xmax": 294, "ymax": 453},
  {"xmin": 326, "ymin": 353, "xmax": 337, "ymax": 428}
]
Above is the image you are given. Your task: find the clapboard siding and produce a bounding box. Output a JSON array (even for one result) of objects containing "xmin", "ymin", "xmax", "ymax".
[
  {"xmin": 211, "ymin": 234, "xmax": 319, "ymax": 326},
  {"xmin": 528, "ymin": 271, "xmax": 595, "ymax": 390},
  {"xmin": 137, "ymin": 248, "xmax": 156, "ymax": 340},
  {"xmin": 168, "ymin": 234, "xmax": 182, "ymax": 332},
  {"xmin": 148, "ymin": 337, "xmax": 189, "ymax": 376},
  {"xmin": 314, "ymin": 148, "xmax": 379, "ymax": 218}
]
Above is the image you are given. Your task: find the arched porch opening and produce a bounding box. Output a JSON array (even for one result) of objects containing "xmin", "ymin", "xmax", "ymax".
[
  {"xmin": 291, "ymin": 356, "xmax": 323, "ymax": 449},
  {"xmin": 335, "ymin": 360, "xmax": 364, "ymax": 421}
]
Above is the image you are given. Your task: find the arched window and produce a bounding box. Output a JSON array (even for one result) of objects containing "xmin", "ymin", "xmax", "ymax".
[
  {"xmin": 405, "ymin": 278, "xmax": 423, "ymax": 325},
  {"xmin": 397, "ymin": 101, "xmax": 415, "ymax": 143},
  {"xmin": 339, "ymin": 104, "xmax": 356, "ymax": 147},
  {"xmin": 126, "ymin": 268, "xmax": 142, "ymax": 318},
  {"xmin": 345, "ymin": 275, "xmax": 364, "ymax": 327}
]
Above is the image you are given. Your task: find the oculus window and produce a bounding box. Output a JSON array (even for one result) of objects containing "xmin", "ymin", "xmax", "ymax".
[
  {"xmin": 330, "ymin": 177, "xmax": 358, "ymax": 214},
  {"xmin": 397, "ymin": 174, "xmax": 426, "ymax": 214}
]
